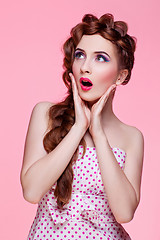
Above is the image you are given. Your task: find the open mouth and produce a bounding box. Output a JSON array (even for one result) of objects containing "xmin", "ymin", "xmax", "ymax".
[
  {"xmin": 80, "ymin": 77, "xmax": 93, "ymax": 91},
  {"xmin": 80, "ymin": 77, "xmax": 93, "ymax": 86},
  {"xmin": 81, "ymin": 80, "xmax": 93, "ymax": 87}
]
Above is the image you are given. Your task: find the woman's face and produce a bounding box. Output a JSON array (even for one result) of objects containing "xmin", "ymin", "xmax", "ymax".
[{"xmin": 72, "ymin": 34, "xmax": 120, "ymax": 104}]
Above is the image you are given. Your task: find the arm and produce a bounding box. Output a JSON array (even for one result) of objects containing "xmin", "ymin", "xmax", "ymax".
[
  {"xmin": 87, "ymin": 83, "xmax": 144, "ymax": 224},
  {"xmin": 93, "ymin": 127, "xmax": 144, "ymax": 224},
  {"xmin": 20, "ymin": 102, "xmax": 87, "ymax": 204}
]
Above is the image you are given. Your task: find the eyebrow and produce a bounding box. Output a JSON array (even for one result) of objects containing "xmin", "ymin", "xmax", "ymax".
[{"xmin": 75, "ymin": 48, "xmax": 111, "ymax": 59}]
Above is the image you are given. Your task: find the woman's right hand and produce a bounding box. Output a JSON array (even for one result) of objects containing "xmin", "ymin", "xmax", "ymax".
[{"xmin": 69, "ymin": 73, "xmax": 90, "ymax": 132}]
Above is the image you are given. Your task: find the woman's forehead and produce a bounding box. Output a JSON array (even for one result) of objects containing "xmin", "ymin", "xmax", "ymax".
[{"xmin": 76, "ymin": 34, "xmax": 117, "ymax": 56}]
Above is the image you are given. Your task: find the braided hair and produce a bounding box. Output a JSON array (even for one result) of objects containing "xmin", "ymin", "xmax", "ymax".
[{"xmin": 43, "ymin": 13, "xmax": 136, "ymax": 208}]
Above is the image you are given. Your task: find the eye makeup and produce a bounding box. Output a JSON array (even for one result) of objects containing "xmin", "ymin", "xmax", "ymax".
[
  {"xmin": 74, "ymin": 50, "xmax": 85, "ymax": 59},
  {"xmin": 74, "ymin": 48, "xmax": 110, "ymax": 62},
  {"xmin": 96, "ymin": 54, "xmax": 110, "ymax": 62},
  {"xmin": 94, "ymin": 51, "xmax": 111, "ymax": 63}
]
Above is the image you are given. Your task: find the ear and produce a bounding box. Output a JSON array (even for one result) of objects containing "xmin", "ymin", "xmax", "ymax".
[{"xmin": 116, "ymin": 69, "xmax": 128, "ymax": 86}]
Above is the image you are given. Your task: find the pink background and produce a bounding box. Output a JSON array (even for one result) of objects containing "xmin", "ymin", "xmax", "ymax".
[{"xmin": 0, "ymin": 0, "xmax": 160, "ymax": 239}]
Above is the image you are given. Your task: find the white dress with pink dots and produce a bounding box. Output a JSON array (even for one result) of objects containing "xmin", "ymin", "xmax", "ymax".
[{"xmin": 27, "ymin": 145, "xmax": 132, "ymax": 240}]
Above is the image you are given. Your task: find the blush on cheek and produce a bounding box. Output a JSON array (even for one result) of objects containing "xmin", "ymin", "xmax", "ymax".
[
  {"xmin": 96, "ymin": 63, "xmax": 118, "ymax": 81},
  {"xmin": 100, "ymin": 70, "xmax": 117, "ymax": 85}
]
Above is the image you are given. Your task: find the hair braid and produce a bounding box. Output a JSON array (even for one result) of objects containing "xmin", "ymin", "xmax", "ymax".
[{"xmin": 43, "ymin": 13, "xmax": 136, "ymax": 208}]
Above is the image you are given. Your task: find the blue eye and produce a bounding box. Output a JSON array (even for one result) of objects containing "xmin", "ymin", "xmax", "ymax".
[
  {"xmin": 96, "ymin": 54, "xmax": 110, "ymax": 62},
  {"xmin": 74, "ymin": 51, "xmax": 85, "ymax": 59}
]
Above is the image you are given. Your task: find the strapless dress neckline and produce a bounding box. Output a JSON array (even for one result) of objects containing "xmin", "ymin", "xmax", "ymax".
[{"xmin": 79, "ymin": 144, "xmax": 126, "ymax": 155}]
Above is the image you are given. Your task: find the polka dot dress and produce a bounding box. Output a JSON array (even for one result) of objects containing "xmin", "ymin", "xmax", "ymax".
[{"xmin": 27, "ymin": 145, "xmax": 131, "ymax": 240}]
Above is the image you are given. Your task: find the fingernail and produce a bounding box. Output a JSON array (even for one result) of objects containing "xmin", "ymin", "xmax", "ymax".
[{"xmin": 112, "ymin": 85, "xmax": 116, "ymax": 92}]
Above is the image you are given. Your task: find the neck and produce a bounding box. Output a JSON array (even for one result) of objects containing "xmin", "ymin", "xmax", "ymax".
[{"xmin": 102, "ymin": 93, "xmax": 118, "ymax": 127}]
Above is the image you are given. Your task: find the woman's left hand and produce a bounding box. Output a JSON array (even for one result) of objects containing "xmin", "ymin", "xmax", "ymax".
[{"xmin": 89, "ymin": 84, "xmax": 117, "ymax": 138}]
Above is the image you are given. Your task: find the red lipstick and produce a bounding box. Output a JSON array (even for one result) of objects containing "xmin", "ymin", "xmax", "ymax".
[{"xmin": 80, "ymin": 77, "xmax": 93, "ymax": 91}]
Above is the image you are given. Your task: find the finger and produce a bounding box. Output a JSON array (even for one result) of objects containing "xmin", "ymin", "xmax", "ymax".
[
  {"xmin": 95, "ymin": 84, "xmax": 117, "ymax": 108},
  {"xmin": 69, "ymin": 73, "xmax": 76, "ymax": 92},
  {"xmin": 92, "ymin": 84, "xmax": 117, "ymax": 115},
  {"xmin": 103, "ymin": 84, "xmax": 117, "ymax": 102},
  {"xmin": 69, "ymin": 73, "xmax": 79, "ymax": 100},
  {"xmin": 106, "ymin": 84, "xmax": 117, "ymax": 96},
  {"xmin": 111, "ymin": 84, "xmax": 117, "ymax": 93},
  {"xmin": 69, "ymin": 73, "xmax": 85, "ymax": 112}
]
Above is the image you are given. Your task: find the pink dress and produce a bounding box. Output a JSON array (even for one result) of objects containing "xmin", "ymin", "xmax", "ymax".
[{"xmin": 27, "ymin": 145, "xmax": 132, "ymax": 240}]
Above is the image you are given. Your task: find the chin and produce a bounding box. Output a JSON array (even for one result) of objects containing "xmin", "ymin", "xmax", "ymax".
[{"xmin": 81, "ymin": 96, "xmax": 100, "ymax": 107}]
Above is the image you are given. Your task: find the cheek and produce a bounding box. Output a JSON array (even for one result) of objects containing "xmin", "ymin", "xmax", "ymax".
[{"xmin": 97, "ymin": 66, "xmax": 118, "ymax": 84}]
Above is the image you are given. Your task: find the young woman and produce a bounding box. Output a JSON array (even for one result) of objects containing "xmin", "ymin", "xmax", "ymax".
[{"xmin": 20, "ymin": 13, "xmax": 144, "ymax": 240}]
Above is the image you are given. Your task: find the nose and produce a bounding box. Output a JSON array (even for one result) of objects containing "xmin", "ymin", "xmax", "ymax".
[{"xmin": 80, "ymin": 58, "xmax": 92, "ymax": 74}]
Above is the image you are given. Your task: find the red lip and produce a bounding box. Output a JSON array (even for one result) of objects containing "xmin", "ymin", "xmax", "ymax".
[
  {"xmin": 79, "ymin": 77, "xmax": 93, "ymax": 91},
  {"xmin": 80, "ymin": 77, "xmax": 93, "ymax": 85}
]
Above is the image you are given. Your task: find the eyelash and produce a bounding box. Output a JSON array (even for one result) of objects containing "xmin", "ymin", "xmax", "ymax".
[
  {"xmin": 74, "ymin": 51, "xmax": 84, "ymax": 59},
  {"xmin": 96, "ymin": 54, "xmax": 109, "ymax": 62},
  {"xmin": 74, "ymin": 51, "xmax": 110, "ymax": 62}
]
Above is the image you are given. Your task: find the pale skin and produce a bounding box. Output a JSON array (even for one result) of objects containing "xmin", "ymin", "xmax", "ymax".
[{"xmin": 20, "ymin": 34, "xmax": 144, "ymax": 224}]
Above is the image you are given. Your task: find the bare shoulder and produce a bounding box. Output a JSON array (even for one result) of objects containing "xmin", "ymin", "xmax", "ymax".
[
  {"xmin": 120, "ymin": 122, "xmax": 144, "ymax": 159},
  {"xmin": 32, "ymin": 101, "xmax": 54, "ymax": 126},
  {"xmin": 32, "ymin": 101, "xmax": 54, "ymax": 116},
  {"xmin": 20, "ymin": 101, "xmax": 55, "ymax": 180},
  {"xmin": 26, "ymin": 100, "xmax": 55, "ymax": 145},
  {"xmin": 124, "ymin": 124, "xmax": 144, "ymax": 146}
]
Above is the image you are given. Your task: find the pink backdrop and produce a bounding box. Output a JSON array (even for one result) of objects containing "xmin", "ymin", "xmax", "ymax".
[{"xmin": 0, "ymin": 0, "xmax": 160, "ymax": 239}]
